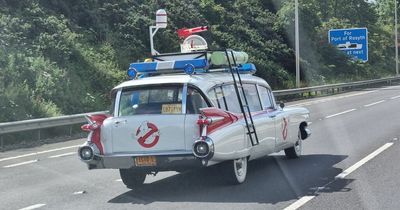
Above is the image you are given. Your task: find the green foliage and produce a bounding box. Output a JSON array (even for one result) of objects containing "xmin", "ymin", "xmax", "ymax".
[{"xmin": 0, "ymin": 0, "xmax": 397, "ymax": 122}]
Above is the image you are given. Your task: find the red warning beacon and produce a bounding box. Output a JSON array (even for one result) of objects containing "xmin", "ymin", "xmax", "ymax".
[{"xmin": 177, "ymin": 26, "xmax": 209, "ymax": 39}]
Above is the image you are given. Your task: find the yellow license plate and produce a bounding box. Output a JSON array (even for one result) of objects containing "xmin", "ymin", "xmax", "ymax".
[{"xmin": 134, "ymin": 156, "xmax": 157, "ymax": 167}]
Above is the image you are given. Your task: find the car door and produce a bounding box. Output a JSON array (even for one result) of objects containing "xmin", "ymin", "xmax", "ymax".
[
  {"xmin": 255, "ymin": 85, "xmax": 279, "ymax": 155},
  {"xmin": 109, "ymin": 85, "xmax": 187, "ymax": 154},
  {"xmin": 259, "ymin": 87, "xmax": 292, "ymax": 151}
]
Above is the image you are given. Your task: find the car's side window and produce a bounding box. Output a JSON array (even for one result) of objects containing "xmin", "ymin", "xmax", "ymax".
[
  {"xmin": 208, "ymin": 84, "xmax": 263, "ymax": 113},
  {"xmin": 242, "ymin": 84, "xmax": 262, "ymax": 112},
  {"xmin": 222, "ymin": 84, "xmax": 242, "ymax": 113},
  {"xmin": 207, "ymin": 86, "xmax": 227, "ymax": 110},
  {"xmin": 186, "ymin": 87, "xmax": 209, "ymax": 114},
  {"xmin": 258, "ymin": 86, "xmax": 275, "ymax": 110}
]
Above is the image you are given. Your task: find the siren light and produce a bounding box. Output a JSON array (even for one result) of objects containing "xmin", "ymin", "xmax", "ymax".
[
  {"xmin": 155, "ymin": 9, "xmax": 167, "ymax": 28},
  {"xmin": 150, "ymin": 9, "xmax": 168, "ymax": 55},
  {"xmin": 127, "ymin": 68, "xmax": 138, "ymax": 79},
  {"xmin": 183, "ymin": 64, "xmax": 195, "ymax": 75},
  {"xmin": 177, "ymin": 26, "xmax": 209, "ymax": 39}
]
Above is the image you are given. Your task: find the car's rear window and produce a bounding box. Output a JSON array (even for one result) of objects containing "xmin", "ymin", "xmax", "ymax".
[{"xmin": 118, "ymin": 85, "xmax": 183, "ymax": 116}]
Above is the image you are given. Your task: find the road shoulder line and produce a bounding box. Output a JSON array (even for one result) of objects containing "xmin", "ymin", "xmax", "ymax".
[
  {"xmin": 284, "ymin": 142, "xmax": 394, "ymax": 210},
  {"xmin": 0, "ymin": 145, "xmax": 80, "ymax": 162},
  {"xmin": 364, "ymin": 100, "xmax": 385, "ymax": 107},
  {"xmin": 48, "ymin": 152, "xmax": 76, "ymax": 159},
  {"xmin": 390, "ymin": 95, "xmax": 400, "ymax": 100},
  {"xmin": 3, "ymin": 159, "xmax": 39, "ymax": 168},
  {"xmin": 325, "ymin": 109, "xmax": 356, "ymax": 119},
  {"xmin": 19, "ymin": 204, "xmax": 46, "ymax": 210},
  {"xmin": 335, "ymin": 143, "xmax": 393, "ymax": 179},
  {"xmin": 284, "ymin": 196, "xmax": 315, "ymax": 210}
]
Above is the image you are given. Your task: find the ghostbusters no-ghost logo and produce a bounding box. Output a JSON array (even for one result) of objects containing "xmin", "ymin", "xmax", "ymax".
[
  {"xmin": 282, "ymin": 118, "xmax": 288, "ymax": 140},
  {"xmin": 136, "ymin": 121, "xmax": 160, "ymax": 148}
]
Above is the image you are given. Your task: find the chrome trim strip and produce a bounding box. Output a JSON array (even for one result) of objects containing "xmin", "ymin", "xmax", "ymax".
[
  {"xmin": 182, "ymin": 83, "xmax": 188, "ymax": 114},
  {"xmin": 97, "ymin": 151, "xmax": 193, "ymax": 158},
  {"xmin": 114, "ymin": 88, "xmax": 122, "ymax": 117}
]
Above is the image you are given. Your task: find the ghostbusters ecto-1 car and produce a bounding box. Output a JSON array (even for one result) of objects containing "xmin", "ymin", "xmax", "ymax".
[{"xmin": 78, "ymin": 10, "xmax": 311, "ymax": 188}]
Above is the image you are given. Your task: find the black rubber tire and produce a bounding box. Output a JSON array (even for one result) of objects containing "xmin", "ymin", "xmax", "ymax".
[
  {"xmin": 119, "ymin": 169, "xmax": 146, "ymax": 189},
  {"xmin": 221, "ymin": 157, "xmax": 248, "ymax": 185},
  {"xmin": 284, "ymin": 140, "xmax": 301, "ymax": 159}
]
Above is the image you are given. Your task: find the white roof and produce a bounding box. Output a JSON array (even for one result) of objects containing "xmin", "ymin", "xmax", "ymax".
[{"xmin": 113, "ymin": 73, "xmax": 271, "ymax": 93}]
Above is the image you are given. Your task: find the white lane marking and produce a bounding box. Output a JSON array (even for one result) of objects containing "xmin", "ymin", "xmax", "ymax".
[
  {"xmin": 364, "ymin": 100, "xmax": 385, "ymax": 107},
  {"xmin": 285, "ymin": 142, "xmax": 394, "ymax": 210},
  {"xmin": 288, "ymin": 90, "xmax": 376, "ymax": 107},
  {"xmin": 48, "ymin": 152, "xmax": 76, "ymax": 159},
  {"xmin": 381, "ymin": 86, "xmax": 399, "ymax": 90},
  {"xmin": 0, "ymin": 145, "xmax": 80, "ymax": 162},
  {"xmin": 19, "ymin": 204, "xmax": 46, "ymax": 210},
  {"xmin": 115, "ymin": 179, "xmax": 122, "ymax": 182},
  {"xmin": 325, "ymin": 109, "xmax": 356, "ymax": 119},
  {"xmin": 335, "ymin": 142, "xmax": 393, "ymax": 179},
  {"xmin": 390, "ymin": 95, "xmax": 400, "ymax": 99},
  {"xmin": 3, "ymin": 159, "xmax": 39, "ymax": 168},
  {"xmin": 73, "ymin": 191, "xmax": 86, "ymax": 195},
  {"xmin": 284, "ymin": 196, "xmax": 315, "ymax": 210}
]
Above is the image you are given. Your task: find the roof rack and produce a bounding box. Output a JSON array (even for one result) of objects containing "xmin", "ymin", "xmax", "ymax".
[
  {"xmin": 127, "ymin": 50, "xmax": 256, "ymax": 79},
  {"xmin": 127, "ymin": 10, "xmax": 256, "ymax": 80}
]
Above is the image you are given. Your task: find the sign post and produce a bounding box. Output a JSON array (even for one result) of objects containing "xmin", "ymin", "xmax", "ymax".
[
  {"xmin": 395, "ymin": 0, "xmax": 399, "ymax": 76},
  {"xmin": 295, "ymin": 0, "xmax": 300, "ymax": 88},
  {"xmin": 329, "ymin": 28, "xmax": 368, "ymax": 62}
]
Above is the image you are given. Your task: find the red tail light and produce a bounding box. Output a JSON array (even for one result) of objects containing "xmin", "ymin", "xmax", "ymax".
[
  {"xmin": 81, "ymin": 114, "xmax": 110, "ymax": 155},
  {"xmin": 81, "ymin": 124, "xmax": 98, "ymax": 132}
]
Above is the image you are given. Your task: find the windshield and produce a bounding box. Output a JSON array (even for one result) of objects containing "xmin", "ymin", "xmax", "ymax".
[{"xmin": 118, "ymin": 85, "xmax": 183, "ymax": 116}]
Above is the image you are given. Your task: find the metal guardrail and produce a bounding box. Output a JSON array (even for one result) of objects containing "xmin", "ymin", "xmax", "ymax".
[
  {"xmin": 0, "ymin": 111, "xmax": 106, "ymax": 135},
  {"xmin": 0, "ymin": 111, "xmax": 106, "ymax": 150},
  {"xmin": 273, "ymin": 76, "xmax": 400, "ymax": 96},
  {"xmin": 0, "ymin": 76, "xmax": 399, "ymax": 149}
]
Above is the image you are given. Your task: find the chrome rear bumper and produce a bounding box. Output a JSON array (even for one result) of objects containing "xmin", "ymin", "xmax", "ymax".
[{"xmin": 78, "ymin": 143, "xmax": 202, "ymax": 170}]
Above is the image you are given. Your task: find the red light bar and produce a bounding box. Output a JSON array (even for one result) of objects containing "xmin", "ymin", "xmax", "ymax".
[{"xmin": 177, "ymin": 26, "xmax": 208, "ymax": 39}]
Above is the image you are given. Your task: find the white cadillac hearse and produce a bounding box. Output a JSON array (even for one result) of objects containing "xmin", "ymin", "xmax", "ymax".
[{"xmin": 78, "ymin": 10, "xmax": 311, "ymax": 188}]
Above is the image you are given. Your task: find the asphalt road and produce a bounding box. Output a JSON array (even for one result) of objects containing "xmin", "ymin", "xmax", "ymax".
[{"xmin": 1, "ymin": 84, "xmax": 399, "ymax": 210}]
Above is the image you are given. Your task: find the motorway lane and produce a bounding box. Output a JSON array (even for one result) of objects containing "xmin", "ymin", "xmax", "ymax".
[
  {"xmin": 0, "ymin": 84, "xmax": 399, "ymax": 210},
  {"xmin": 0, "ymin": 139, "xmax": 83, "ymax": 166},
  {"xmin": 300, "ymin": 141, "xmax": 400, "ymax": 210},
  {"xmin": 282, "ymin": 86, "xmax": 400, "ymax": 209}
]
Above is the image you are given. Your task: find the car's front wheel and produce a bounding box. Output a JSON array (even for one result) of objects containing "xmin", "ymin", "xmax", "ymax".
[
  {"xmin": 119, "ymin": 169, "xmax": 146, "ymax": 189},
  {"xmin": 222, "ymin": 156, "xmax": 248, "ymax": 184},
  {"xmin": 284, "ymin": 133, "xmax": 302, "ymax": 159}
]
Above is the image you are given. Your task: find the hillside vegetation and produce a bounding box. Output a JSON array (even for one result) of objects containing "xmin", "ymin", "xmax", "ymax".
[{"xmin": 0, "ymin": 0, "xmax": 397, "ymax": 122}]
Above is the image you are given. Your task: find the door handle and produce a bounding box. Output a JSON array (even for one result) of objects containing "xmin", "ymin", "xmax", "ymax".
[
  {"xmin": 114, "ymin": 120, "xmax": 127, "ymax": 125},
  {"xmin": 269, "ymin": 115, "xmax": 276, "ymax": 118}
]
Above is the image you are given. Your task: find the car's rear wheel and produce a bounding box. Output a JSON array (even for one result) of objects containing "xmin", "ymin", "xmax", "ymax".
[
  {"xmin": 284, "ymin": 133, "xmax": 302, "ymax": 159},
  {"xmin": 119, "ymin": 169, "xmax": 146, "ymax": 189},
  {"xmin": 223, "ymin": 156, "xmax": 248, "ymax": 184}
]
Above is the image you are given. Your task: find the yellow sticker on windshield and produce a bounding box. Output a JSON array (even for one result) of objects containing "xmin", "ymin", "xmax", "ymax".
[{"xmin": 162, "ymin": 104, "xmax": 182, "ymax": 114}]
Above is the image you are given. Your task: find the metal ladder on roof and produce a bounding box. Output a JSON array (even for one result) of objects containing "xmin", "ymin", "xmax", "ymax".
[{"xmin": 224, "ymin": 49, "xmax": 259, "ymax": 146}]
